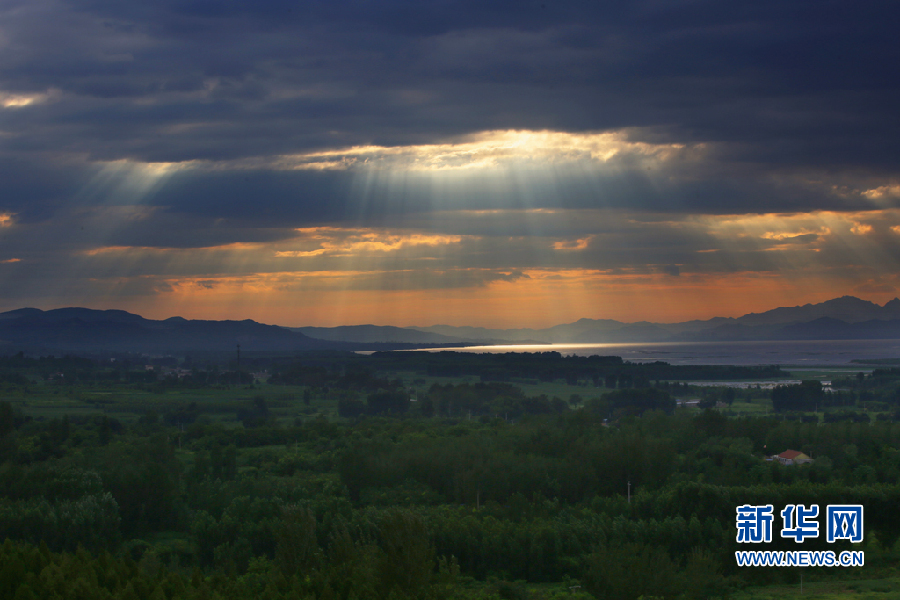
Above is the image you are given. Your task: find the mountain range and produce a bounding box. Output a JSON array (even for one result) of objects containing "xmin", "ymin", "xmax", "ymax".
[
  {"xmin": 3, "ymin": 296, "xmax": 900, "ymax": 355},
  {"xmin": 0, "ymin": 307, "xmax": 331, "ymax": 354},
  {"xmin": 301, "ymin": 296, "xmax": 900, "ymax": 345},
  {"xmin": 0, "ymin": 308, "xmax": 460, "ymax": 354}
]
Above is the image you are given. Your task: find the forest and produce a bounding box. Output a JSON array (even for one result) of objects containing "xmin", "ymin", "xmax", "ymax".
[{"xmin": 0, "ymin": 350, "xmax": 898, "ymax": 599}]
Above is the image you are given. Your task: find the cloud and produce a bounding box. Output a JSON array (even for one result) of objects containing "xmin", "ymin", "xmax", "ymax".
[
  {"xmin": 197, "ymin": 130, "xmax": 692, "ymax": 172},
  {"xmin": 0, "ymin": 0, "xmax": 896, "ymax": 169},
  {"xmin": 662, "ymin": 265, "xmax": 680, "ymax": 277},
  {"xmin": 274, "ymin": 229, "xmax": 464, "ymax": 258},
  {"xmin": 0, "ymin": 89, "xmax": 58, "ymax": 108},
  {"xmin": 850, "ymin": 223, "xmax": 873, "ymax": 236},
  {"xmin": 7, "ymin": 208, "xmax": 900, "ymax": 292},
  {"xmin": 553, "ymin": 236, "xmax": 592, "ymax": 251},
  {"xmin": 1, "ymin": 0, "xmax": 899, "ymax": 323},
  {"xmin": 863, "ymin": 185, "xmax": 900, "ymax": 201}
]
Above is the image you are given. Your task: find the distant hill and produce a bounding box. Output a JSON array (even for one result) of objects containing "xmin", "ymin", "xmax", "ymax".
[
  {"xmin": 0, "ymin": 307, "xmax": 332, "ymax": 353},
  {"xmin": 574, "ymin": 323, "xmax": 674, "ymax": 343},
  {"xmin": 410, "ymin": 319, "xmax": 634, "ymax": 344},
  {"xmin": 408, "ymin": 296, "xmax": 900, "ymax": 344},
  {"xmin": 735, "ymin": 296, "xmax": 900, "ymax": 326},
  {"xmin": 0, "ymin": 308, "xmax": 483, "ymax": 355},
  {"xmin": 2, "ymin": 296, "xmax": 900, "ymax": 353},
  {"xmin": 291, "ymin": 325, "xmax": 469, "ymax": 345}
]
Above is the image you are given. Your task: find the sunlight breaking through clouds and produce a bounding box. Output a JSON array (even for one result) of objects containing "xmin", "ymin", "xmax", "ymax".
[
  {"xmin": 191, "ymin": 130, "xmax": 695, "ymax": 173},
  {"xmin": 552, "ymin": 236, "xmax": 593, "ymax": 251},
  {"xmin": 851, "ymin": 223, "xmax": 874, "ymax": 235},
  {"xmin": 0, "ymin": 89, "xmax": 56, "ymax": 108},
  {"xmin": 77, "ymin": 160, "xmax": 187, "ymax": 205},
  {"xmin": 7, "ymin": 206, "xmax": 900, "ymax": 325},
  {"xmin": 703, "ymin": 212, "xmax": 891, "ymax": 244},
  {"xmin": 863, "ymin": 184, "xmax": 900, "ymax": 200},
  {"xmin": 275, "ymin": 229, "xmax": 466, "ymax": 258},
  {"xmin": 760, "ymin": 227, "xmax": 832, "ymax": 241}
]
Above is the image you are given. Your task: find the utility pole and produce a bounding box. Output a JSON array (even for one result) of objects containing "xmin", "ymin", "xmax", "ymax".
[{"xmin": 627, "ymin": 479, "xmax": 631, "ymax": 504}]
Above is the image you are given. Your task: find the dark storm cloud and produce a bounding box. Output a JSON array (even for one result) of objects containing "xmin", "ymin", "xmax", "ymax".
[
  {"xmin": 2, "ymin": 0, "xmax": 900, "ymax": 301},
  {"xmin": 0, "ymin": 157, "xmax": 91, "ymax": 221},
  {"xmin": 2, "ymin": 0, "xmax": 898, "ymax": 166}
]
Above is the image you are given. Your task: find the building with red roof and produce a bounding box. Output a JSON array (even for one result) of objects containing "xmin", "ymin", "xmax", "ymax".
[{"xmin": 774, "ymin": 449, "xmax": 813, "ymax": 465}]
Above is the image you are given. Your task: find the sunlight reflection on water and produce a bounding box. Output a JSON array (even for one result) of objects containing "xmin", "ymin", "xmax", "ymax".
[{"xmin": 411, "ymin": 339, "xmax": 900, "ymax": 366}]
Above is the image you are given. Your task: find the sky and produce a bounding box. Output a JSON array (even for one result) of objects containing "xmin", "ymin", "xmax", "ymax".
[{"xmin": 0, "ymin": 0, "xmax": 899, "ymax": 328}]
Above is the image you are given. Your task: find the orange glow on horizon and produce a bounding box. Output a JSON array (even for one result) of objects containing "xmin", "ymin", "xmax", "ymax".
[
  {"xmin": 60, "ymin": 268, "xmax": 897, "ymax": 329},
  {"xmin": 14, "ymin": 207, "xmax": 900, "ymax": 328}
]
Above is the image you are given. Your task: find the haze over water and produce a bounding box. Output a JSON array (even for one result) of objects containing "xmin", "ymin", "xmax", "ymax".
[{"xmin": 416, "ymin": 339, "xmax": 900, "ymax": 367}]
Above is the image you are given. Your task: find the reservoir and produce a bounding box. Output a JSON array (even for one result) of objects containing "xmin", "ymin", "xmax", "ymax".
[{"xmin": 411, "ymin": 338, "xmax": 900, "ymax": 367}]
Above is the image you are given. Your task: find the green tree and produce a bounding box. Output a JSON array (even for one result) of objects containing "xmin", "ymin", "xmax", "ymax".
[
  {"xmin": 0, "ymin": 400, "xmax": 16, "ymax": 437},
  {"xmin": 583, "ymin": 543, "xmax": 680, "ymax": 600},
  {"xmin": 275, "ymin": 504, "xmax": 319, "ymax": 577},
  {"xmin": 377, "ymin": 509, "xmax": 436, "ymax": 596},
  {"xmin": 223, "ymin": 445, "xmax": 237, "ymax": 480}
]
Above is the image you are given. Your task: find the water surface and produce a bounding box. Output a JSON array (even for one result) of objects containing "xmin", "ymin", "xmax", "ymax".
[{"xmin": 412, "ymin": 339, "xmax": 900, "ymax": 367}]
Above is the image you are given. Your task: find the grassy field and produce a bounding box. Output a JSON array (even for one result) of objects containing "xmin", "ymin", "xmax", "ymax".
[
  {"xmin": 725, "ymin": 397, "xmax": 775, "ymax": 416},
  {"xmin": 5, "ymin": 381, "xmax": 328, "ymax": 424},
  {"xmin": 6, "ymin": 364, "xmax": 877, "ymax": 427},
  {"xmin": 1, "ymin": 372, "xmax": 787, "ymax": 425}
]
